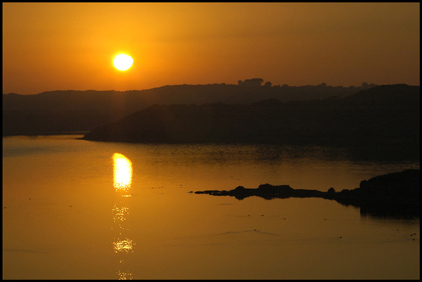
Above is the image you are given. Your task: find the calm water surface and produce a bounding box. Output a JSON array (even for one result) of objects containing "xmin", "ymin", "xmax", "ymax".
[{"xmin": 2, "ymin": 135, "xmax": 420, "ymax": 279}]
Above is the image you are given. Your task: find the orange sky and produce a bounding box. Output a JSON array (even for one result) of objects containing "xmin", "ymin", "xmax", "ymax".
[{"xmin": 3, "ymin": 2, "xmax": 420, "ymax": 94}]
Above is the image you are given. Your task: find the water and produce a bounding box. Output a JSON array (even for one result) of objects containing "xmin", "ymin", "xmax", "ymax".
[{"xmin": 2, "ymin": 135, "xmax": 420, "ymax": 279}]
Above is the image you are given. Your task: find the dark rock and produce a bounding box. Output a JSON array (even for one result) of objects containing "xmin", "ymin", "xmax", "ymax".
[{"xmin": 194, "ymin": 169, "xmax": 420, "ymax": 219}]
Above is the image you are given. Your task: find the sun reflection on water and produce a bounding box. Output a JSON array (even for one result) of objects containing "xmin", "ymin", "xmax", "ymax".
[
  {"xmin": 113, "ymin": 153, "xmax": 133, "ymax": 193},
  {"xmin": 112, "ymin": 204, "xmax": 129, "ymax": 223},
  {"xmin": 111, "ymin": 153, "xmax": 134, "ymax": 280},
  {"xmin": 117, "ymin": 270, "xmax": 133, "ymax": 280},
  {"xmin": 113, "ymin": 238, "xmax": 134, "ymax": 253}
]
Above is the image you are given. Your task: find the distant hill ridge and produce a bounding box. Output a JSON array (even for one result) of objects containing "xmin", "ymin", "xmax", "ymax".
[
  {"xmin": 3, "ymin": 82, "xmax": 383, "ymax": 136},
  {"xmin": 82, "ymin": 84, "xmax": 419, "ymax": 153}
]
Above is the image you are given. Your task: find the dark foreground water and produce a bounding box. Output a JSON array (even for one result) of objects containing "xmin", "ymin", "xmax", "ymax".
[{"xmin": 3, "ymin": 135, "xmax": 420, "ymax": 279}]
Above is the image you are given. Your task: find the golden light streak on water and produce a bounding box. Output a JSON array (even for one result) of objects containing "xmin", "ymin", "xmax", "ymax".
[
  {"xmin": 113, "ymin": 239, "xmax": 134, "ymax": 253},
  {"xmin": 112, "ymin": 153, "xmax": 134, "ymax": 280},
  {"xmin": 112, "ymin": 204, "xmax": 129, "ymax": 223},
  {"xmin": 113, "ymin": 153, "xmax": 133, "ymax": 193}
]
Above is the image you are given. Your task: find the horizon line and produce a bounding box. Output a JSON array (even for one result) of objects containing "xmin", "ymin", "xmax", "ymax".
[{"xmin": 3, "ymin": 82, "xmax": 420, "ymax": 96}]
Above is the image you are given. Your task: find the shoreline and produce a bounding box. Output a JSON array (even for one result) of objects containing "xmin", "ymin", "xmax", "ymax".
[{"xmin": 193, "ymin": 169, "xmax": 420, "ymax": 219}]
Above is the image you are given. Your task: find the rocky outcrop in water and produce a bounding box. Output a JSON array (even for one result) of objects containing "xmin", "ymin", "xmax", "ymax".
[{"xmin": 193, "ymin": 169, "xmax": 420, "ymax": 219}]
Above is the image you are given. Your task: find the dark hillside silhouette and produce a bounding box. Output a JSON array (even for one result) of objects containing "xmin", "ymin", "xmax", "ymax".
[
  {"xmin": 82, "ymin": 84, "xmax": 419, "ymax": 160},
  {"xmin": 3, "ymin": 82, "xmax": 371, "ymax": 136}
]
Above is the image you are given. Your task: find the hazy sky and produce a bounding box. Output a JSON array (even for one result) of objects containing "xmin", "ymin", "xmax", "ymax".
[{"xmin": 3, "ymin": 2, "xmax": 420, "ymax": 94}]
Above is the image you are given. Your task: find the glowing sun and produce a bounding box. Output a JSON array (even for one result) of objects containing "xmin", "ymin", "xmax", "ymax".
[{"xmin": 113, "ymin": 54, "xmax": 133, "ymax": 71}]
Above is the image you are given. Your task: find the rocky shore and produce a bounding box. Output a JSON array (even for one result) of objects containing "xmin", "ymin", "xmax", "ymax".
[{"xmin": 193, "ymin": 169, "xmax": 420, "ymax": 219}]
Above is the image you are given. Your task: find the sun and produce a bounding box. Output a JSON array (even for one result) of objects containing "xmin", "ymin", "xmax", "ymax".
[{"xmin": 113, "ymin": 54, "xmax": 133, "ymax": 71}]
